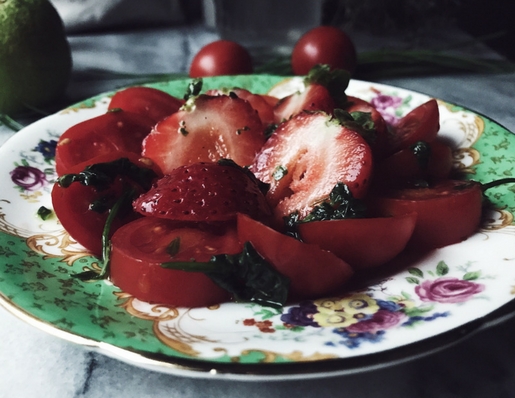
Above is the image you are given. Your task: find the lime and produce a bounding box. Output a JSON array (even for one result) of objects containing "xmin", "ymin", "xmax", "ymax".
[{"xmin": 0, "ymin": 0, "xmax": 72, "ymax": 115}]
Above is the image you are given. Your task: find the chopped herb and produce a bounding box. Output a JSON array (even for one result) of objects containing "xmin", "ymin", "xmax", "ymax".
[
  {"xmin": 264, "ymin": 123, "xmax": 278, "ymax": 139},
  {"xmin": 161, "ymin": 242, "xmax": 290, "ymax": 308},
  {"xmin": 410, "ymin": 141, "xmax": 431, "ymax": 169},
  {"xmin": 273, "ymin": 165, "xmax": 288, "ymax": 181},
  {"xmin": 179, "ymin": 120, "xmax": 189, "ymax": 136},
  {"xmin": 57, "ymin": 157, "xmax": 158, "ymax": 192},
  {"xmin": 72, "ymin": 189, "xmax": 135, "ymax": 281},
  {"xmin": 304, "ymin": 64, "xmax": 350, "ymax": 107},
  {"xmin": 284, "ymin": 182, "xmax": 367, "ymax": 240},
  {"xmin": 37, "ymin": 206, "xmax": 53, "ymax": 220},
  {"xmin": 236, "ymin": 126, "xmax": 250, "ymax": 135},
  {"xmin": 184, "ymin": 78, "xmax": 203, "ymax": 101},
  {"xmin": 333, "ymin": 109, "xmax": 377, "ymax": 144},
  {"xmin": 166, "ymin": 237, "xmax": 181, "ymax": 257}
]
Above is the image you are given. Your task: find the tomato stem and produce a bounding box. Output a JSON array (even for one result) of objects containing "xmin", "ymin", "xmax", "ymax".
[{"xmin": 482, "ymin": 178, "xmax": 515, "ymax": 192}]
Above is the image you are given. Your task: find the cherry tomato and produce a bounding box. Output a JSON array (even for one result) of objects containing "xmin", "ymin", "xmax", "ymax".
[
  {"xmin": 387, "ymin": 99, "xmax": 440, "ymax": 155},
  {"xmin": 108, "ymin": 86, "xmax": 184, "ymax": 124},
  {"xmin": 51, "ymin": 152, "xmax": 158, "ymax": 256},
  {"xmin": 297, "ymin": 213, "xmax": 417, "ymax": 270},
  {"xmin": 110, "ymin": 217, "xmax": 241, "ymax": 307},
  {"xmin": 237, "ymin": 213, "xmax": 354, "ymax": 300},
  {"xmin": 291, "ymin": 26, "xmax": 357, "ymax": 76},
  {"xmin": 368, "ymin": 180, "xmax": 483, "ymax": 250},
  {"xmin": 55, "ymin": 110, "xmax": 154, "ymax": 176},
  {"xmin": 189, "ymin": 40, "xmax": 253, "ymax": 78}
]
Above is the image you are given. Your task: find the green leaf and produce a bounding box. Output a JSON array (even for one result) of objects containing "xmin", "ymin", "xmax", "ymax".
[
  {"xmin": 406, "ymin": 276, "xmax": 420, "ymax": 284},
  {"xmin": 436, "ymin": 261, "xmax": 449, "ymax": 276},
  {"xmin": 463, "ymin": 271, "xmax": 481, "ymax": 281},
  {"xmin": 161, "ymin": 242, "xmax": 290, "ymax": 308},
  {"xmin": 408, "ymin": 267, "xmax": 424, "ymax": 278}
]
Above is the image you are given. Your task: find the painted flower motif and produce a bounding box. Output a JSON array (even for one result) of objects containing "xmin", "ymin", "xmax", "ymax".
[
  {"xmin": 10, "ymin": 165, "xmax": 47, "ymax": 190},
  {"xmin": 415, "ymin": 277, "xmax": 485, "ymax": 304},
  {"xmin": 345, "ymin": 309, "xmax": 406, "ymax": 334},
  {"xmin": 314, "ymin": 294, "xmax": 379, "ymax": 315},
  {"xmin": 33, "ymin": 139, "xmax": 57, "ymax": 162},
  {"xmin": 280, "ymin": 301, "xmax": 319, "ymax": 327},
  {"xmin": 370, "ymin": 94, "xmax": 402, "ymax": 111}
]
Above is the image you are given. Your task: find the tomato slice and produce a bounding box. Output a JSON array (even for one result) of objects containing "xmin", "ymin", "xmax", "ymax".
[
  {"xmin": 108, "ymin": 86, "xmax": 184, "ymax": 124},
  {"xmin": 388, "ymin": 99, "xmax": 440, "ymax": 154},
  {"xmin": 110, "ymin": 217, "xmax": 241, "ymax": 307},
  {"xmin": 237, "ymin": 213, "xmax": 354, "ymax": 300},
  {"xmin": 55, "ymin": 110, "xmax": 154, "ymax": 176},
  {"xmin": 297, "ymin": 213, "xmax": 417, "ymax": 270},
  {"xmin": 52, "ymin": 152, "xmax": 158, "ymax": 255},
  {"xmin": 375, "ymin": 139, "xmax": 454, "ymax": 186},
  {"xmin": 368, "ymin": 180, "xmax": 483, "ymax": 250}
]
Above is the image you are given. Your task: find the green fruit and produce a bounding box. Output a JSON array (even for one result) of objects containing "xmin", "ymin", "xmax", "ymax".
[{"xmin": 0, "ymin": 0, "xmax": 72, "ymax": 115}]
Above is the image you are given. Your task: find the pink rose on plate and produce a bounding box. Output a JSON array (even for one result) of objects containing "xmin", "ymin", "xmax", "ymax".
[
  {"xmin": 345, "ymin": 310, "xmax": 406, "ymax": 334},
  {"xmin": 415, "ymin": 277, "xmax": 485, "ymax": 304},
  {"xmin": 370, "ymin": 94, "xmax": 402, "ymax": 111}
]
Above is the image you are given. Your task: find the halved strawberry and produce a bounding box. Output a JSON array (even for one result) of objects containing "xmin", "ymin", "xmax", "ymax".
[
  {"xmin": 251, "ymin": 111, "xmax": 373, "ymax": 220},
  {"xmin": 205, "ymin": 87, "xmax": 275, "ymax": 126},
  {"xmin": 272, "ymin": 65, "xmax": 350, "ymax": 124},
  {"xmin": 142, "ymin": 94, "xmax": 266, "ymax": 174},
  {"xmin": 273, "ymin": 83, "xmax": 335, "ymax": 124},
  {"xmin": 133, "ymin": 160, "xmax": 271, "ymax": 222}
]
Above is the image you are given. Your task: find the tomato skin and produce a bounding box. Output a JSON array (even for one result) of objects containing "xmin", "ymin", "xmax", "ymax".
[
  {"xmin": 368, "ymin": 180, "xmax": 483, "ymax": 250},
  {"xmin": 51, "ymin": 152, "xmax": 156, "ymax": 256},
  {"xmin": 110, "ymin": 217, "xmax": 240, "ymax": 307},
  {"xmin": 291, "ymin": 26, "xmax": 357, "ymax": 75},
  {"xmin": 376, "ymin": 140, "xmax": 453, "ymax": 185},
  {"xmin": 237, "ymin": 213, "xmax": 354, "ymax": 300},
  {"xmin": 108, "ymin": 87, "xmax": 184, "ymax": 124},
  {"xmin": 297, "ymin": 213, "xmax": 417, "ymax": 269},
  {"xmin": 55, "ymin": 110, "xmax": 154, "ymax": 176},
  {"xmin": 189, "ymin": 40, "xmax": 253, "ymax": 78},
  {"xmin": 388, "ymin": 99, "xmax": 440, "ymax": 155}
]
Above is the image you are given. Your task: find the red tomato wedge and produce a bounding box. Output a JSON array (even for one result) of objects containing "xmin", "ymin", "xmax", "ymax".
[
  {"xmin": 237, "ymin": 213, "xmax": 354, "ymax": 300},
  {"xmin": 251, "ymin": 111, "xmax": 373, "ymax": 220},
  {"xmin": 369, "ymin": 180, "xmax": 483, "ymax": 250},
  {"xmin": 297, "ymin": 213, "xmax": 417, "ymax": 270},
  {"xmin": 375, "ymin": 139, "xmax": 453, "ymax": 185},
  {"xmin": 110, "ymin": 217, "xmax": 241, "ymax": 307},
  {"xmin": 387, "ymin": 99, "xmax": 440, "ymax": 154},
  {"xmin": 108, "ymin": 86, "xmax": 184, "ymax": 124},
  {"xmin": 51, "ymin": 152, "xmax": 158, "ymax": 256},
  {"xmin": 142, "ymin": 94, "xmax": 266, "ymax": 174},
  {"xmin": 55, "ymin": 110, "xmax": 154, "ymax": 176}
]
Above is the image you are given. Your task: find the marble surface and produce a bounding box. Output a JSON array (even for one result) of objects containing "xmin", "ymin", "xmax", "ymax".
[{"xmin": 1, "ymin": 23, "xmax": 515, "ymax": 398}]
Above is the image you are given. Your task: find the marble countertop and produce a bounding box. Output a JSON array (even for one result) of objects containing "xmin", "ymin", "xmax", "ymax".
[{"xmin": 1, "ymin": 23, "xmax": 515, "ymax": 398}]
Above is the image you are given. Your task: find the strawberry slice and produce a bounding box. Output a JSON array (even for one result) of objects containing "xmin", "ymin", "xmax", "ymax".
[
  {"xmin": 273, "ymin": 83, "xmax": 335, "ymax": 124},
  {"xmin": 206, "ymin": 87, "xmax": 275, "ymax": 126},
  {"xmin": 251, "ymin": 111, "xmax": 373, "ymax": 220},
  {"xmin": 133, "ymin": 160, "xmax": 271, "ymax": 222},
  {"xmin": 142, "ymin": 94, "xmax": 266, "ymax": 174},
  {"xmin": 273, "ymin": 65, "xmax": 350, "ymax": 124}
]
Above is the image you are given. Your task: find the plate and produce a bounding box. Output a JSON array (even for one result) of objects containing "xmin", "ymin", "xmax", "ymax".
[{"xmin": 0, "ymin": 75, "xmax": 514, "ymax": 381}]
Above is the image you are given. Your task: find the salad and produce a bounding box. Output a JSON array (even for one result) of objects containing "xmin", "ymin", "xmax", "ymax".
[{"xmin": 50, "ymin": 66, "xmax": 486, "ymax": 309}]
